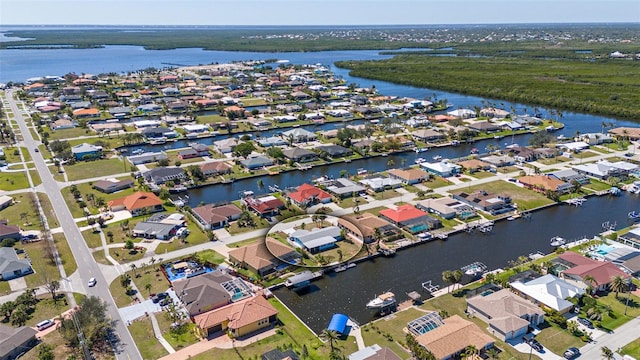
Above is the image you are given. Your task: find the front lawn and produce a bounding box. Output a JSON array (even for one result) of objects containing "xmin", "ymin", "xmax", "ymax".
[
  {"xmin": 534, "ymin": 321, "xmax": 584, "ymax": 354},
  {"xmin": 621, "ymin": 338, "xmax": 640, "ymax": 359},
  {"xmin": 24, "ymin": 295, "xmax": 72, "ymax": 327},
  {"xmin": 0, "ymin": 171, "xmax": 30, "ymax": 190},
  {"xmin": 337, "ymin": 196, "xmax": 368, "ymax": 209},
  {"xmin": 156, "ymin": 313, "xmax": 201, "ymax": 350},
  {"xmin": 129, "ymin": 317, "xmax": 169, "ymax": 360},
  {"xmin": 593, "ymin": 291, "xmax": 640, "ymax": 330},
  {"xmin": 63, "ymin": 157, "xmax": 127, "ymax": 181},
  {"xmin": 422, "ymin": 176, "xmax": 452, "ymax": 189},
  {"xmin": 17, "ymin": 241, "xmax": 62, "ymax": 288},
  {"xmin": 361, "ymin": 308, "xmax": 425, "ymax": 359},
  {"xmin": 53, "ymin": 233, "xmax": 78, "ymax": 275},
  {"xmin": 0, "ymin": 192, "xmax": 43, "ymax": 230}
]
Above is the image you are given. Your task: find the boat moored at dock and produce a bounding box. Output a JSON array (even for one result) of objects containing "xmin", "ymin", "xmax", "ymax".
[{"xmin": 366, "ymin": 291, "xmax": 396, "ymax": 310}]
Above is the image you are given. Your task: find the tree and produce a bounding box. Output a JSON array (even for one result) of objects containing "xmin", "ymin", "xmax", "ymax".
[
  {"xmin": 486, "ymin": 347, "xmax": 500, "ymax": 359},
  {"xmin": 452, "ymin": 269, "xmax": 463, "ymax": 290},
  {"xmin": 10, "ymin": 304, "xmax": 29, "ymax": 326},
  {"xmin": 463, "ymin": 345, "xmax": 478, "ymax": 359},
  {"xmin": 320, "ymin": 329, "xmax": 340, "ymax": 353},
  {"xmin": 601, "ymin": 346, "xmax": 614, "ymax": 360},
  {"xmin": 232, "ymin": 142, "xmax": 256, "ymax": 158},
  {"xmin": 609, "ymin": 275, "xmax": 627, "ymax": 299},
  {"xmin": 129, "ymin": 263, "xmax": 137, "ymax": 277},
  {"xmin": 125, "ymin": 240, "xmax": 134, "ymax": 250},
  {"xmin": 442, "ymin": 270, "xmax": 453, "ymax": 293},
  {"xmin": 59, "ymin": 296, "xmax": 109, "ymax": 350},
  {"xmin": 106, "ymin": 231, "xmax": 114, "ymax": 243},
  {"xmin": 37, "ymin": 343, "xmax": 55, "ymax": 360},
  {"xmin": 44, "ymin": 280, "xmax": 61, "ymax": 303},
  {"xmin": 0, "ymin": 300, "xmax": 16, "ymax": 321},
  {"xmin": 145, "ymin": 283, "xmax": 152, "ymax": 294},
  {"xmin": 337, "ymin": 249, "xmax": 343, "ymax": 262},
  {"xmin": 583, "ymin": 275, "xmax": 596, "ymax": 294},
  {"xmin": 188, "ymin": 165, "xmax": 205, "ymax": 181}
]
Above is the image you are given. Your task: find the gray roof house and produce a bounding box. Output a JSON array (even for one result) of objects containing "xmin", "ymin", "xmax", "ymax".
[
  {"xmin": 282, "ymin": 147, "xmax": 318, "ymax": 163},
  {"xmin": 132, "ymin": 221, "xmax": 180, "ymax": 240},
  {"xmin": 241, "ymin": 155, "xmax": 274, "ymax": 170},
  {"xmin": 326, "ymin": 178, "xmax": 366, "ymax": 198},
  {"xmin": 0, "ymin": 247, "xmax": 33, "ymax": 280},
  {"xmin": 282, "ymin": 128, "xmax": 317, "ymax": 143},
  {"xmin": 143, "ymin": 167, "xmax": 186, "ymax": 185},
  {"xmin": 316, "ymin": 144, "xmax": 353, "ymax": 158},
  {"xmin": 173, "ymin": 270, "xmax": 235, "ymax": 316},
  {"xmin": 0, "ymin": 324, "xmax": 38, "ymax": 360},
  {"xmin": 289, "ymin": 226, "xmax": 342, "ymax": 254},
  {"xmin": 127, "ymin": 151, "xmax": 168, "ymax": 165},
  {"xmin": 548, "ymin": 169, "xmax": 591, "ymax": 184}
]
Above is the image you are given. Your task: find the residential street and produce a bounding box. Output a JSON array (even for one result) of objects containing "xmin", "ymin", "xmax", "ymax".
[{"xmin": 5, "ymin": 90, "xmax": 143, "ymax": 360}]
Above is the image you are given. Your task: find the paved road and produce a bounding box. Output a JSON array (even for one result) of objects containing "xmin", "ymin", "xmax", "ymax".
[
  {"xmin": 579, "ymin": 316, "xmax": 640, "ymax": 359},
  {"xmin": 5, "ymin": 90, "xmax": 142, "ymax": 360}
]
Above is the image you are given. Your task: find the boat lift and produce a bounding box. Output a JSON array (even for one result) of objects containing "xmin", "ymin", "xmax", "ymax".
[{"xmin": 421, "ymin": 280, "xmax": 440, "ymax": 295}]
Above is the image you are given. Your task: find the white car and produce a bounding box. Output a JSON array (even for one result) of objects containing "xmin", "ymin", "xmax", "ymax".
[{"xmin": 88, "ymin": 277, "xmax": 97, "ymax": 287}]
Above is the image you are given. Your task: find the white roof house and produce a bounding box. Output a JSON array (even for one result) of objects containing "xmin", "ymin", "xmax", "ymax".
[
  {"xmin": 358, "ymin": 177, "xmax": 403, "ymax": 192},
  {"xmin": 556, "ymin": 141, "xmax": 590, "ymax": 152},
  {"xmin": 510, "ymin": 274, "xmax": 584, "ymax": 313},
  {"xmin": 282, "ymin": 128, "xmax": 317, "ymax": 142},
  {"xmin": 447, "ymin": 108, "xmax": 475, "ymax": 119},
  {"xmin": 420, "ymin": 160, "xmax": 462, "ymax": 177}
]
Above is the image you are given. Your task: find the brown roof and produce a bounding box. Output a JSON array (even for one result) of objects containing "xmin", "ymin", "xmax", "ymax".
[
  {"xmin": 339, "ymin": 213, "xmax": 391, "ymax": 239},
  {"xmin": 0, "ymin": 223, "xmax": 20, "ymax": 237},
  {"xmin": 192, "ymin": 204, "xmax": 242, "ymax": 225},
  {"xmin": 415, "ymin": 315, "xmax": 494, "ymax": 359},
  {"xmin": 559, "ymin": 252, "xmax": 631, "ymax": 286},
  {"xmin": 518, "ymin": 175, "xmax": 568, "ymax": 191},
  {"xmin": 457, "ymin": 159, "xmax": 491, "ymax": 170},
  {"xmin": 194, "ymin": 295, "xmax": 277, "ymax": 330},
  {"xmin": 200, "ymin": 161, "xmax": 231, "ymax": 174},
  {"xmin": 467, "ymin": 289, "xmax": 541, "ymax": 335},
  {"xmin": 388, "ymin": 168, "xmax": 429, "ymax": 182},
  {"xmin": 172, "ymin": 271, "xmax": 234, "ymax": 315},
  {"xmin": 228, "ymin": 239, "xmax": 290, "ymax": 272}
]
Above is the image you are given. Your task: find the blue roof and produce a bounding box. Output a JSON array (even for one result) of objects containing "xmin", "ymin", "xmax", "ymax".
[{"xmin": 327, "ymin": 313, "xmax": 349, "ymax": 334}]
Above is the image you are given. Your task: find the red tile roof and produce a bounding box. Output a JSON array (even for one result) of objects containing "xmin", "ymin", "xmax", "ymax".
[
  {"xmin": 72, "ymin": 108, "xmax": 99, "ymax": 116},
  {"xmin": 379, "ymin": 205, "xmax": 428, "ymax": 223},
  {"xmin": 108, "ymin": 191, "xmax": 162, "ymax": 211},
  {"xmin": 287, "ymin": 183, "xmax": 332, "ymax": 204},
  {"xmin": 559, "ymin": 252, "xmax": 630, "ymax": 286},
  {"xmin": 194, "ymin": 295, "xmax": 277, "ymax": 330}
]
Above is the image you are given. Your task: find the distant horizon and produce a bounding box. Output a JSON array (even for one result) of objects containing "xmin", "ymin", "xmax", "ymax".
[{"xmin": 2, "ymin": 0, "xmax": 638, "ymax": 26}]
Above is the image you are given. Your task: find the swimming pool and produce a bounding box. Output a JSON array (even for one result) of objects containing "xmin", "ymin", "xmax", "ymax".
[
  {"xmin": 593, "ymin": 244, "xmax": 615, "ymax": 256},
  {"xmin": 164, "ymin": 261, "xmax": 215, "ymax": 282}
]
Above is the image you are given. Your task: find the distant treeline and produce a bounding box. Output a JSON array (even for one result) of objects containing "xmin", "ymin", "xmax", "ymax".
[{"xmin": 336, "ymin": 53, "xmax": 640, "ymax": 121}]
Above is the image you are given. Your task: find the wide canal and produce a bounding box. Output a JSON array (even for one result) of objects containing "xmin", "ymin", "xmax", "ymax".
[{"xmin": 273, "ymin": 192, "xmax": 639, "ymax": 333}]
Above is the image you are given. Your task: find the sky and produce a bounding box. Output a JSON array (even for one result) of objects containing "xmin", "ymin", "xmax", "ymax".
[{"xmin": 1, "ymin": 0, "xmax": 639, "ymax": 26}]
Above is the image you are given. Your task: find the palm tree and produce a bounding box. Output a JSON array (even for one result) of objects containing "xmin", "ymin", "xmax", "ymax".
[
  {"xmin": 609, "ymin": 275, "xmax": 628, "ymax": 299},
  {"xmin": 601, "ymin": 346, "xmax": 614, "ymax": 360},
  {"xmin": 583, "ymin": 275, "xmax": 596, "ymax": 294},
  {"xmin": 486, "ymin": 347, "xmax": 500, "ymax": 360},
  {"xmin": 442, "ymin": 270, "xmax": 453, "ymax": 293},
  {"xmin": 463, "ymin": 345, "xmax": 478, "ymax": 359},
  {"xmin": 144, "ymin": 283, "xmax": 152, "ymax": 294},
  {"xmin": 452, "ymin": 270, "xmax": 463, "ymax": 290},
  {"xmin": 129, "ymin": 263, "xmax": 137, "ymax": 277},
  {"xmin": 320, "ymin": 329, "xmax": 340, "ymax": 353}
]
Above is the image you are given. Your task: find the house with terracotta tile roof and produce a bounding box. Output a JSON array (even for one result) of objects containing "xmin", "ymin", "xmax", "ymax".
[
  {"xmin": 556, "ymin": 252, "xmax": 631, "ymax": 292},
  {"xmin": 72, "ymin": 107, "xmax": 100, "ymax": 119},
  {"xmin": 191, "ymin": 203, "xmax": 243, "ymax": 230},
  {"xmin": 388, "ymin": 168, "xmax": 431, "ymax": 185},
  {"xmin": 243, "ymin": 196, "xmax": 285, "ymax": 217},
  {"xmin": 193, "ymin": 294, "xmax": 278, "ymax": 338},
  {"xmin": 415, "ymin": 315, "xmax": 494, "ymax": 359},
  {"xmin": 466, "ymin": 289, "xmax": 544, "ymax": 341},
  {"xmin": 518, "ymin": 175, "xmax": 573, "ymax": 194},
  {"xmin": 228, "ymin": 238, "xmax": 300, "ymax": 276},
  {"xmin": 107, "ymin": 191, "xmax": 163, "ymax": 216},
  {"xmin": 338, "ymin": 213, "xmax": 399, "ymax": 243},
  {"xmin": 379, "ymin": 205, "xmax": 441, "ymax": 234},
  {"xmin": 286, "ymin": 183, "xmax": 332, "ymax": 207}
]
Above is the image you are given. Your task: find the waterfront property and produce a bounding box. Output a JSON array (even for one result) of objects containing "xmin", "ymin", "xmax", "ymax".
[
  {"xmin": 388, "ymin": 168, "xmax": 431, "ymax": 185},
  {"xmin": 241, "ymin": 155, "xmax": 275, "ymax": 170},
  {"xmin": 379, "ymin": 204, "xmax": 441, "ymax": 234},
  {"xmin": 71, "ymin": 142, "xmax": 103, "ymax": 161},
  {"xmin": 229, "ymin": 238, "xmax": 300, "ymax": 276},
  {"xmin": 555, "ymin": 251, "xmax": 631, "ymax": 292},
  {"xmin": 338, "ymin": 213, "xmax": 399, "ymax": 243},
  {"xmin": 127, "ymin": 151, "xmax": 168, "ymax": 165},
  {"xmin": 193, "ymin": 294, "xmax": 278, "ymax": 338},
  {"xmin": 451, "ymin": 190, "xmax": 513, "ymax": 215},
  {"xmin": 510, "ymin": 274, "xmax": 585, "ymax": 314},
  {"xmin": 573, "ymin": 159, "xmax": 638, "ymax": 180},
  {"xmin": 416, "ymin": 197, "xmax": 477, "ymax": 220},
  {"xmin": 518, "ymin": 175, "xmax": 573, "ymax": 195},
  {"xmin": 191, "ymin": 203, "xmax": 243, "ymax": 230},
  {"xmin": 466, "ymin": 288, "xmax": 544, "ymax": 341},
  {"xmin": 286, "ymin": 183, "xmax": 332, "ymax": 207},
  {"xmin": 547, "ymin": 169, "xmax": 591, "ymax": 185},
  {"xmin": 243, "ymin": 195, "xmax": 285, "ymax": 217},
  {"xmin": 288, "ymin": 226, "xmax": 342, "ymax": 254},
  {"xmin": 199, "ymin": 161, "xmax": 232, "ymax": 177},
  {"xmin": 143, "ymin": 167, "xmax": 187, "ymax": 185},
  {"xmin": 414, "ymin": 315, "xmax": 494, "ymax": 360},
  {"xmin": 358, "ymin": 176, "xmax": 403, "ymax": 193},
  {"xmin": 107, "ymin": 191, "xmax": 163, "ymax": 216},
  {"xmin": 325, "ymin": 178, "xmax": 366, "ymax": 199},
  {"xmin": 282, "ymin": 147, "xmax": 318, "ymax": 163},
  {"xmin": 419, "ymin": 161, "xmax": 461, "ymax": 178}
]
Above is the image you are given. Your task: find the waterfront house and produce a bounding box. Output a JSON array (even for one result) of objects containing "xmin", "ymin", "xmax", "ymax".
[
  {"xmin": 556, "ymin": 141, "xmax": 590, "ymax": 153},
  {"xmin": 127, "ymin": 151, "xmax": 168, "ymax": 165},
  {"xmin": 579, "ymin": 133, "xmax": 614, "ymax": 145},
  {"xmin": 183, "ymin": 124, "xmax": 210, "ymax": 134},
  {"xmin": 456, "ymin": 159, "xmax": 491, "ymax": 173},
  {"xmin": 193, "ymin": 295, "xmax": 278, "ymax": 338},
  {"xmin": 573, "ymin": 159, "xmax": 637, "ymax": 180},
  {"xmin": 358, "ymin": 176, "xmax": 403, "ymax": 193},
  {"xmin": 507, "ymin": 146, "xmax": 538, "ymax": 162},
  {"xmin": 479, "ymin": 155, "xmax": 515, "ymax": 168},
  {"xmin": 173, "ymin": 270, "xmax": 234, "ymax": 316},
  {"xmin": 141, "ymin": 126, "xmax": 176, "ymax": 139},
  {"xmin": 190, "ymin": 143, "xmax": 211, "ymax": 156},
  {"xmin": 92, "ymin": 178, "xmax": 134, "ymax": 194},
  {"xmin": 338, "ymin": 213, "xmax": 398, "ymax": 243},
  {"xmin": 0, "ymin": 325, "xmax": 38, "ymax": 360},
  {"xmin": 379, "ymin": 205, "xmax": 441, "ymax": 234},
  {"xmin": 411, "ymin": 129, "xmax": 446, "ymax": 142},
  {"xmin": 71, "ymin": 143, "xmax": 103, "ymax": 161},
  {"xmin": 257, "ymin": 136, "xmax": 287, "ymax": 147},
  {"xmin": 510, "ymin": 274, "xmax": 585, "ymax": 314},
  {"xmin": 556, "ymin": 252, "xmax": 631, "ymax": 292},
  {"xmin": 191, "ymin": 203, "xmax": 243, "ymax": 230},
  {"xmin": 480, "ymin": 107, "xmax": 510, "ymax": 118},
  {"xmin": 466, "ymin": 289, "xmax": 544, "ymax": 341},
  {"xmin": 282, "ymin": 147, "xmax": 318, "ymax": 163},
  {"xmin": 468, "ymin": 121, "xmax": 501, "ymax": 133},
  {"xmin": 214, "ymin": 138, "xmax": 240, "ymax": 154},
  {"xmin": 287, "ymin": 183, "xmax": 332, "ymax": 207},
  {"xmin": 178, "ymin": 148, "xmax": 200, "ymax": 159},
  {"xmin": 325, "ymin": 178, "xmax": 366, "ymax": 199},
  {"xmin": 0, "ymin": 247, "xmax": 33, "ymax": 280},
  {"xmin": 609, "ymin": 127, "xmax": 640, "ymax": 140},
  {"xmin": 289, "ymin": 226, "xmax": 341, "ymax": 254},
  {"xmin": 415, "ymin": 315, "xmax": 494, "ymax": 360},
  {"xmin": 348, "ymin": 344, "xmax": 401, "ymax": 360},
  {"xmin": 446, "ymin": 108, "xmax": 475, "ymax": 119},
  {"xmin": 513, "ymin": 115, "xmax": 542, "ymax": 126},
  {"xmin": 419, "ymin": 161, "xmax": 461, "ymax": 178},
  {"xmin": 452, "ymin": 190, "xmax": 513, "ymax": 214},
  {"xmin": 416, "ymin": 198, "xmax": 477, "ymax": 220},
  {"xmin": 108, "ymin": 191, "xmax": 163, "ymax": 216},
  {"xmin": 315, "ymin": 144, "xmax": 353, "ymax": 158},
  {"xmin": 243, "ymin": 196, "xmax": 285, "ymax": 217},
  {"xmin": 0, "ymin": 221, "xmax": 20, "ymax": 242},
  {"xmin": 388, "ymin": 168, "xmax": 431, "ymax": 185},
  {"xmin": 229, "ymin": 238, "xmax": 300, "ymax": 276},
  {"xmin": 241, "ymin": 155, "xmax": 274, "ymax": 170},
  {"xmin": 200, "ymin": 161, "xmax": 232, "ymax": 177},
  {"xmin": 518, "ymin": 175, "xmax": 573, "ymax": 194},
  {"xmin": 143, "ymin": 167, "xmax": 186, "ymax": 185},
  {"xmin": 548, "ymin": 169, "xmax": 591, "ymax": 185},
  {"xmin": 282, "ymin": 128, "xmax": 317, "ymax": 143}
]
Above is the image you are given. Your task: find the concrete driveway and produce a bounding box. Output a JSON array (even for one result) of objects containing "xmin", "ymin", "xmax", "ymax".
[
  {"xmin": 119, "ymin": 289, "xmax": 180, "ymax": 323},
  {"xmin": 506, "ymin": 333, "xmax": 560, "ymax": 360}
]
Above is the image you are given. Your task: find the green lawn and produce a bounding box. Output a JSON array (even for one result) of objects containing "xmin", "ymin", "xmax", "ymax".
[
  {"xmin": 155, "ymin": 220, "xmax": 210, "ymax": 253},
  {"xmin": 468, "ymin": 171, "xmax": 496, "ymax": 179},
  {"xmin": 373, "ymin": 189, "xmax": 399, "ymax": 200},
  {"xmin": 48, "ymin": 127, "xmax": 93, "ymax": 140},
  {"xmin": 361, "ymin": 308, "xmax": 424, "ymax": 359},
  {"xmin": 37, "ymin": 192, "xmax": 60, "ymax": 228},
  {"xmin": 464, "ymin": 180, "xmax": 555, "ymax": 210},
  {"xmin": 28, "ymin": 169, "xmax": 41, "ymax": 186},
  {"xmin": 0, "ymin": 280, "xmax": 11, "ymax": 296},
  {"xmin": 110, "ymin": 246, "xmax": 146, "ymax": 264},
  {"xmin": 156, "ymin": 313, "xmax": 201, "ymax": 350},
  {"xmin": 129, "ymin": 317, "xmax": 169, "ymax": 360},
  {"xmin": 227, "ymin": 214, "xmax": 271, "ymax": 235},
  {"xmin": 581, "ymin": 180, "xmax": 611, "ymax": 192},
  {"xmin": 193, "ymin": 249, "xmax": 227, "ymax": 265},
  {"xmin": 0, "ymin": 192, "xmax": 43, "ymax": 230},
  {"xmin": 337, "ymin": 196, "xmax": 368, "ymax": 209},
  {"xmin": 63, "ymin": 157, "xmax": 127, "ymax": 181},
  {"xmin": 422, "ymin": 176, "xmax": 452, "ymax": 189},
  {"xmin": 18, "ymin": 328, "xmax": 75, "ymax": 360},
  {"xmin": 24, "ymin": 295, "xmax": 72, "ymax": 327},
  {"xmin": 17, "ymin": 240, "xmax": 62, "ymax": 288},
  {"xmin": 593, "ymin": 291, "xmax": 640, "ymax": 330},
  {"xmin": 0, "ymin": 170, "xmax": 30, "ymax": 190},
  {"xmin": 228, "ymin": 237, "xmax": 261, "ymax": 248},
  {"xmin": 109, "ymin": 274, "xmax": 137, "ymax": 308},
  {"xmin": 62, "ymin": 178, "xmax": 138, "ymax": 218},
  {"xmin": 621, "ymin": 338, "xmax": 640, "ymax": 359},
  {"xmin": 131, "ymin": 265, "xmax": 172, "ymax": 299},
  {"xmin": 53, "ymin": 233, "xmax": 78, "ymax": 276},
  {"xmin": 535, "ymin": 321, "xmax": 584, "ymax": 354}
]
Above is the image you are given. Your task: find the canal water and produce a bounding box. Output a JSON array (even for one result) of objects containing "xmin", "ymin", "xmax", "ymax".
[{"xmin": 273, "ymin": 192, "xmax": 639, "ymax": 333}]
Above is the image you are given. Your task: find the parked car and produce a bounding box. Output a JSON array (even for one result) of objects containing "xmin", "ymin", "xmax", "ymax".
[
  {"xmin": 159, "ymin": 297, "xmax": 172, "ymax": 307},
  {"xmin": 564, "ymin": 347, "xmax": 580, "ymax": 359},
  {"xmin": 36, "ymin": 319, "xmax": 55, "ymax": 331},
  {"xmin": 529, "ymin": 339, "xmax": 543, "ymax": 352},
  {"xmin": 577, "ymin": 317, "xmax": 594, "ymax": 329}
]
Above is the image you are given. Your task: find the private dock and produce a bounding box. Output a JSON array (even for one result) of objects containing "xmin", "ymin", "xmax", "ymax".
[{"xmin": 421, "ymin": 280, "xmax": 440, "ymax": 295}]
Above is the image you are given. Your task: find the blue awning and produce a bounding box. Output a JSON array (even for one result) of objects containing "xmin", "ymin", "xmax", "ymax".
[{"xmin": 327, "ymin": 313, "xmax": 349, "ymax": 334}]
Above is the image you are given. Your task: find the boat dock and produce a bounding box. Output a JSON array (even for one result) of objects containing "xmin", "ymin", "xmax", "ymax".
[
  {"xmin": 284, "ymin": 270, "xmax": 323, "ymax": 289},
  {"xmin": 421, "ymin": 280, "xmax": 440, "ymax": 295}
]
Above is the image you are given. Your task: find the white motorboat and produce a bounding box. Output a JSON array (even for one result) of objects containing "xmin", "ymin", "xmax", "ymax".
[
  {"xmin": 366, "ymin": 292, "xmax": 396, "ymax": 309},
  {"xmin": 415, "ymin": 158, "xmax": 426, "ymax": 164},
  {"xmin": 432, "ymin": 155, "xmax": 443, "ymax": 161},
  {"xmin": 550, "ymin": 236, "xmax": 566, "ymax": 247}
]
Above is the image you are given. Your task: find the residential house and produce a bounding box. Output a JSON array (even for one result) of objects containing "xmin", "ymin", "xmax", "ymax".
[
  {"xmin": 548, "ymin": 169, "xmax": 591, "ymax": 185},
  {"xmin": 573, "ymin": 160, "xmax": 637, "ymax": 180},
  {"xmin": 243, "ymin": 196, "xmax": 285, "ymax": 217},
  {"xmin": 338, "ymin": 213, "xmax": 399, "ymax": 243},
  {"xmin": 0, "ymin": 325, "xmax": 38, "ymax": 360},
  {"xmin": 289, "ymin": 226, "xmax": 342, "ymax": 254},
  {"xmin": 518, "ymin": 175, "xmax": 573, "ymax": 194},
  {"xmin": 468, "ymin": 121, "xmax": 501, "ymax": 133},
  {"xmin": 379, "ymin": 205, "xmax": 441, "ymax": 234},
  {"xmin": 281, "ymin": 128, "xmax": 317, "ymax": 143},
  {"xmin": 214, "ymin": 138, "xmax": 240, "ymax": 154},
  {"xmin": 141, "ymin": 126, "xmax": 177, "ymax": 139},
  {"xmin": 282, "ymin": 147, "xmax": 318, "ymax": 163},
  {"xmin": 325, "ymin": 178, "xmax": 366, "ymax": 199},
  {"xmin": 556, "ymin": 252, "xmax": 631, "ymax": 292},
  {"xmin": 241, "ymin": 155, "xmax": 274, "ymax": 170},
  {"xmin": 466, "ymin": 289, "xmax": 544, "ymax": 341},
  {"xmin": 132, "ymin": 221, "xmax": 180, "ymax": 240},
  {"xmin": 173, "ymin": 270, "xmax": 235, "ymax": 316},
  {"xmin": 452, "ymin": 190, "xmax": 513, "ymax": 215},
  {"xmin": 262, "ymin": 349, "xmax": 302, "ymax": 360},
  {"xmin": 127, "ymin": 151, "xmax": 168, "ymax": 165},
  {"xmin": 0, "ymin": 196, "xmax": 12, "ymax": 211},
  {"xmin": 287, "ymin": 183, "xmax": 332, "ymax": 207},
  {"xmin": 358, "ymin": 176, "xmax": 403, "ymax": 193},
  {"xmin": 580, "ymin": 133, "xmax": 614, "ymax": 145},
  {"xmin": 609, "ymin": 127, "xmax": 640, "ymax": 140},
  {"xmin": 50, "ymin": 118, "xmax": 75, "ymax": 130},
  {"xmin": 200, "ymin": 161, "xmax": 232, "ymax": 177},
  {"xmin": 411, "ymin": 129, "xmax": 446, "ymax": 142},
  {"xmin": 178, "ymin": 148, "xmax": 199, "ymax": 160},
  {"xmin": 388, "ymin": 168, "xmax": 431, "ymax": 185},
  {"xmin": 229, "ymin": 238, "xmax": 300, "ymax": 276},
  {"xmin": 108, "ymin": 106, "xmax": 132, "ymax": 117},
  {"xmin": 0, "ymin": 247, "xmax": 33, "ymax": 280},
  {"xmin": 419, "ymin": 161, "xmax": 461, "ymax": 178},
  {"xmin": 507, "ymin": 146, "xmax": 538, "ymax": 162},
  {"xmin": 190, "ymin": 143, "xmax": 211, "ymax": 157},
  {"xmin": 92, "ymin": 179, "xmax": 134, "ymax": 193},
  {"xmin": 480, "ymin": 108, "xmax": 510, "ymax": 118},
  {"xmin": 348, "ymin": 344, "xmax": 402, "ymax": 360},
  {"xmin": 510, "ymin": 274, "xmax": 585, "ymax": 314},
  {"xmin": 72, "ymin": 108, "xmax": 100, "ymax": 119},
  {"xmin": 416, "ymin": 198, "xmax": 477, "ymax": 220},
  {"xmin": 191, "ymin": 203, "xmax": 243, "ymax": 230},
  {"xmin": 71, "ymin": 143, "xmax": 103, "ymax": 161},
  {"xmin": 107, "ymin": 191, "xmax": 163, "ymax": 216},
  {"xmin": 0, "ymin": 221, "xmax": 21, "ymax": 241},
  {"xmin": 193, "ymin": 295, "xmax": 278, "ymax": 338},
  {"xmin": 415, "ymin": 315, "xmax": 494, "ymax": 360},
  {"xmin": 456, "ymin": 159, "xmax": 491, "ymax": 173},
  {"xmin": 446, "ymin": 108, "xmax": 475, "ymax": 118},
  {"xmin": 479, "ymin": 155, "xmax": 515, "ymax": 168},
  {"xmin": 316, "ymin": 144, "xmax": 353, "ymax": 158},
  {"xmin": 143, "ymin": 167, "xmax": 186, "ymax": 185},
  {"xmin": 257, "ymin": 136, "xmax": 286, "ymax": 147}
]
